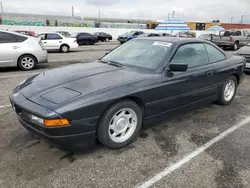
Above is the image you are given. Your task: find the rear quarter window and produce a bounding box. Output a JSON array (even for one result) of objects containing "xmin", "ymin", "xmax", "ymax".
[
  {"xmin": 13, "ymin": 34, "xmax": 28, "ymax": 42},
  {"xmin": 204, "ymin": 43, "xmax": 226, "ymax": 63}
]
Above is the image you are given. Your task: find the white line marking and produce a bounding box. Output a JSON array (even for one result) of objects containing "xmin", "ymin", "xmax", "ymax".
[
  {"xmin": 0, "ymin": 105, "xmax": 11, "ymax": 109},
  {"xmin": 137, "ymin": 116, "xmax": 250, "ymax": 188},
  {"xmin": 0, "ymin": 72, "xmax": 39, "ymax": 79}
]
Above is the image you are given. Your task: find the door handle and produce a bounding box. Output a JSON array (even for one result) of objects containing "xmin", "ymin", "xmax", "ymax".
[
  {"xmin": 59, "ymin": 41, "xmax": 62, "ymax": 43},
  {"xmin": 206, "ymin": 71, "xmax": 214, "ymax": 76},
  {"xmin": 12, "ymin": 46, "xmax": 20, "ymax": 49},
  {"xmin": 43, "ymin": 42, "xmax": 47, "ymax": 44}
]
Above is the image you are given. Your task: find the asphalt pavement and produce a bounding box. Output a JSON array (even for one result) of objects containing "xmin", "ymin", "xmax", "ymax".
[{"xmin": 0, "ymin": 42, "xmax": 249, "ymax": 188}]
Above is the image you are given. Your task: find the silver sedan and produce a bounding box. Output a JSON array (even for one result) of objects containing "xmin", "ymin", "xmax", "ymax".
[{"xmin": 0, "ymin": 30, "xmax": 48, "ymax": 70}]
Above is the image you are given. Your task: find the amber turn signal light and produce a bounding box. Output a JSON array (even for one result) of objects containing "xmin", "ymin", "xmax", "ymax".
[{"xmin": 44, "ymin": 119, "xmax": 70, "ymax": 127}]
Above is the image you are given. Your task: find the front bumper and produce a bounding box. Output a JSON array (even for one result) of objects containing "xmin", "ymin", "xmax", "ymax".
[
  {"xmin": 245, "ymin": 62, "xmax": 250, "ymax": 72},
  {"xmin": 10, "ymin": 91, "xmax": 97, "ymax": 151},
  {"xmin": 17, "ymin": 115, "xmax": 96, "ymax": 151}
]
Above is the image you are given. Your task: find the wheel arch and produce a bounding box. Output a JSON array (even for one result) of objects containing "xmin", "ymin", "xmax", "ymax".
[
  {"xmin": 97, "ymin": 96, "xmax": 146, "ymax": 127},
  {"xmin": 60, "ymin": 43, "xmax": 70, "ymax": 49},
  {"xmin": 232, "ymin": 73, "xmax": 240, "ymax": 84},
  {"xmin": 17, "ymin": 53, "xmax": 38, "ymax": 66}
]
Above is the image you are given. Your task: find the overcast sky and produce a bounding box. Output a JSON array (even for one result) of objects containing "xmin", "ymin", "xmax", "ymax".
[{"xmin": 1, "ymin": 0, "xmax": 250, "ymax": 23}]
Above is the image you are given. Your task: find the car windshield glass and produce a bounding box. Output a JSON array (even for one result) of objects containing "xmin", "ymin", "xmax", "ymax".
[
  {"xmin": 61, "ymin": 32, "xmax": 70, "ymax": 37},
  {"xmin": 71, "ymin": 33, "xmax": 78, "ymax": 37},
  {"xmin": 102, "ymin": 39, "xmax": 171, "ymax": 70}
]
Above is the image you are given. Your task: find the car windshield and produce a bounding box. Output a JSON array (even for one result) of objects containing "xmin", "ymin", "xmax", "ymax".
[
  {"xmin": 102, "ymin": 39, "xmax": 172, "ymax": 70},
  {"xmin": 71, "ymin": 33, "xmax": 78, "ymax": 37},
  {"xmin": 61, "ymin": 32, "xmax": 70, "ymax": 37}
]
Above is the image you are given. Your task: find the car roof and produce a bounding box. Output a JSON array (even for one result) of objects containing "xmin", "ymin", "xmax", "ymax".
[
  {"xmin": 135, "ymin": 37, "xmax": 207, "ymax": 45},
  {"xmin": 0, "ymin": 30, "xmax": 33, "ymax": 39}
]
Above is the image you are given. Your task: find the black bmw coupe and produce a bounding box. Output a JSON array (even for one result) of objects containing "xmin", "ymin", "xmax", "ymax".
[{"xmin": 10, "ymin": 37, "xmax": 245, "ymax": 151}]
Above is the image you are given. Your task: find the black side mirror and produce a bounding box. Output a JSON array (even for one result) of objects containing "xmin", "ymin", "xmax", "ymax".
[{"xmin": 169, "ymin": 64, "xmax": 188, "ymax": 72}]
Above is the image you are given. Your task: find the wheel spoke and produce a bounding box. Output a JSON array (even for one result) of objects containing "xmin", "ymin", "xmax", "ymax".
[{"xmin": 121, "ymin": 129, "xmax": 127, "ymax": 137}]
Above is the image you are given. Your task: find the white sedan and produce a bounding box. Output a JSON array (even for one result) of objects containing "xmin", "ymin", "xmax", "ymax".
[{"xmin": 37, "ymin": 32, "xmax": 78, "ymax": 53}]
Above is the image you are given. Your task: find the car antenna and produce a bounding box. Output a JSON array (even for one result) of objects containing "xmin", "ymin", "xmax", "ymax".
[{"xmin": 6, "ymin": 25, "xmax": 12, "ymax": 31}]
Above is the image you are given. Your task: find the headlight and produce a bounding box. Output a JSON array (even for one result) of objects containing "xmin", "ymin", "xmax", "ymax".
[{"xmin": 31, "ymin": 114, "xmax": 44, "ymax": 124}]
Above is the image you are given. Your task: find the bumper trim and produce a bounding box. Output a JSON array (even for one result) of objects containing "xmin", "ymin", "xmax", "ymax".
[{"xmin": 18, "ymin": 115, "xmax": 96, "ymax": 151}]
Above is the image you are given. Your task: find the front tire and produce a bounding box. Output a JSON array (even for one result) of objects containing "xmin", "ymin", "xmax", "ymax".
[
  {"xmin": 97, "ymin": 100, "xmax": 142, "ymax": 149},
  {"xmin": 18, "ymin": 55, "xmax": 37, "ymax": 70},
  {"xmin": 105, "ymin": 38, "xmax": 109, "ymax": 42},
  {"xmin": 217, "ymin": 76, "xmax": 237, "ymax": 105}
]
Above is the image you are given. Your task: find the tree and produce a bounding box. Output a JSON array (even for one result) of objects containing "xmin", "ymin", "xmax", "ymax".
[{"xmin": 212, "ymin": 19, "xmax": 220, "ymax": 23}]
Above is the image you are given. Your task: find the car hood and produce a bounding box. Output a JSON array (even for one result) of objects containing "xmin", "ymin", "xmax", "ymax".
[
  {"xmin": 236, "ymin": 45, "xmax": 250, "ymax": 55},
  {"xmin": 19, "ymin": 61, "xmax": 150, "ymax": 108}
]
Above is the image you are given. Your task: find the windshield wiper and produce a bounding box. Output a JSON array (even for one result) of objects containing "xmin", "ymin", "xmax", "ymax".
[
  {"xmin": 99, "ymin": 59, "xmax": 109, "ymax": 64},
  {"xmin": 107, "ymin": 60, "xmax": 123, "ymax": 67},
  {"xmin": 99, "ymin": 59, "xmax": 123, "ymax": 67}
]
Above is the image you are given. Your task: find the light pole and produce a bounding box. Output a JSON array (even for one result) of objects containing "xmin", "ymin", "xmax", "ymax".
[{"xmin": 0, "ymin": 2, "xmax": 3, "ymax": 13}]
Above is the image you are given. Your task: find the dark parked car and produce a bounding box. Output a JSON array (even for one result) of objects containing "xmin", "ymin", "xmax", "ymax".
[
  {"xmin": 234, "ymin": 43, "xmax": 250, "ymax": 72},
  {"xmin": 117, "ymin": 31, "xmax": 144, "ymax": 44},
  {"xmin": 71, "ymin": 32, "xmax": 98, "ymax": 45},
  {"xmin": 138, "ymin": 33, "xmax": 161, "ymax": 37},
  {"xmin": 10, "ymin": 37, "xmax": 245, "ymax": 151},
  {"xmin": 93, "ymin": 32, "xmax": 112, "ymax": 42},
  {"xmin": 56, "ymin": 31, "xmax": 71, "ymax": 37}
]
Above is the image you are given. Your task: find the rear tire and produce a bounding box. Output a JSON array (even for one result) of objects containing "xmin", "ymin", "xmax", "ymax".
[
  {"xmin": 97, "ymin": 100, "xmax": 142, "ymax": 149},
  {"xmin": 60, "ymin": 44, "xmax": 69, "ymax": 53},
  {"xmin": 217, "ymin": 76, "xmax": 237, "ymax": 105},
  {"xmin": 18, "ymin": 55, "xmax": 37, "ymax": 70}
]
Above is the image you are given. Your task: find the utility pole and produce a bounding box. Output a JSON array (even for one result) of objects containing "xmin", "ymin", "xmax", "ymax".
[
  {"xmin": 168, "ymin": 13, "xmax": 170, "ymax": 20},
  {"xmin": 229, "ymin": 16, "xmax": 233, "ymax": 23},
  {"xmin": 240, "ymin": 15, "xmax": 244, "ymax": 24},
  {"xmin": 0, "ymin": 2, "xmax": 3, "ymax": 13},
  {"xmin": 98, "ymin": 9, "xmax": 101, "ymax": 18},
  {"xmin": 172, "ymin": 11, "xmax": 175, "ymax": 19},
  {"xmin": 72, "ymin": 6, "xmax": 74, "ymax": 17}
]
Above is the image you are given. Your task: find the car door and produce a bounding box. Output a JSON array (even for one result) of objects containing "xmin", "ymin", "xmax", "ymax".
[
  {"xmin": 243, "ymin": 31, "xmax": 250, "ymax": 45},
  {"xmin": 42, "ymin": 33, "xmax": 63, "ymax": 50},
  {"xmin": 0, "ymin": 32, "xmax": 22, "ymax": 67},
  {"xmin": 203, "ymin": 43, "xmax": 233, "ymax": 90},
  {"xmin": 149, "ymin": 43, "xmax": 218, "ymax": 115},
  {"xmin": 78, "ymin": 33, "xmax": 89, "ymax": 44}
]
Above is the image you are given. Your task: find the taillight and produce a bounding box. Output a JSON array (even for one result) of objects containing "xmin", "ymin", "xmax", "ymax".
[
  {"xmin": 74, "ymin": 40, "xmax": 77, "ymax": 43},
  {"xmin": 39, "ymin": 40, "xmax": 45, "ymax": 50},
  {"xmin": 229, "ymin": 36, "xmax": 233, "ymax": 41}
]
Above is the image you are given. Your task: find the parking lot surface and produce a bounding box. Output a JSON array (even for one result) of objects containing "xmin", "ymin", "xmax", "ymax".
[{"xmin": 0, "ymin": 43, "xmax": 249, "ymax": 188}]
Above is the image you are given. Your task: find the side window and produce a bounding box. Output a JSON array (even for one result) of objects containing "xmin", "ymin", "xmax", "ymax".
[
  {"xmin": 171, "ymin": 43, "xmax": 209, "ymax": 68},
  {"xmin": 46, "ymin": 33, "xmax": 62, "ymax": 40},
  {"xmin": 233, "ymin": 31, "xmax": 241, "ymax": 36},
  {"xmin": 243, "ymin": 31, "xmax": 250, "ymax": 36},
  {"xmin": 13, "ymin": 34, "xmax": 27, "ymax": 42},
  {"xmin": 236, "ymin": 31, "xmax": 241, "ymax": 36},
  {"xmin": 37, "ymin": 34, "xmax": 46, "ymax": 40},
  {"xmin": 0, "ymin": 32, "xmax": 17, "ymax": 43},
  {"xmin": 204, "ymin": 43, "xmax": 226, "ymax": 63}
]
